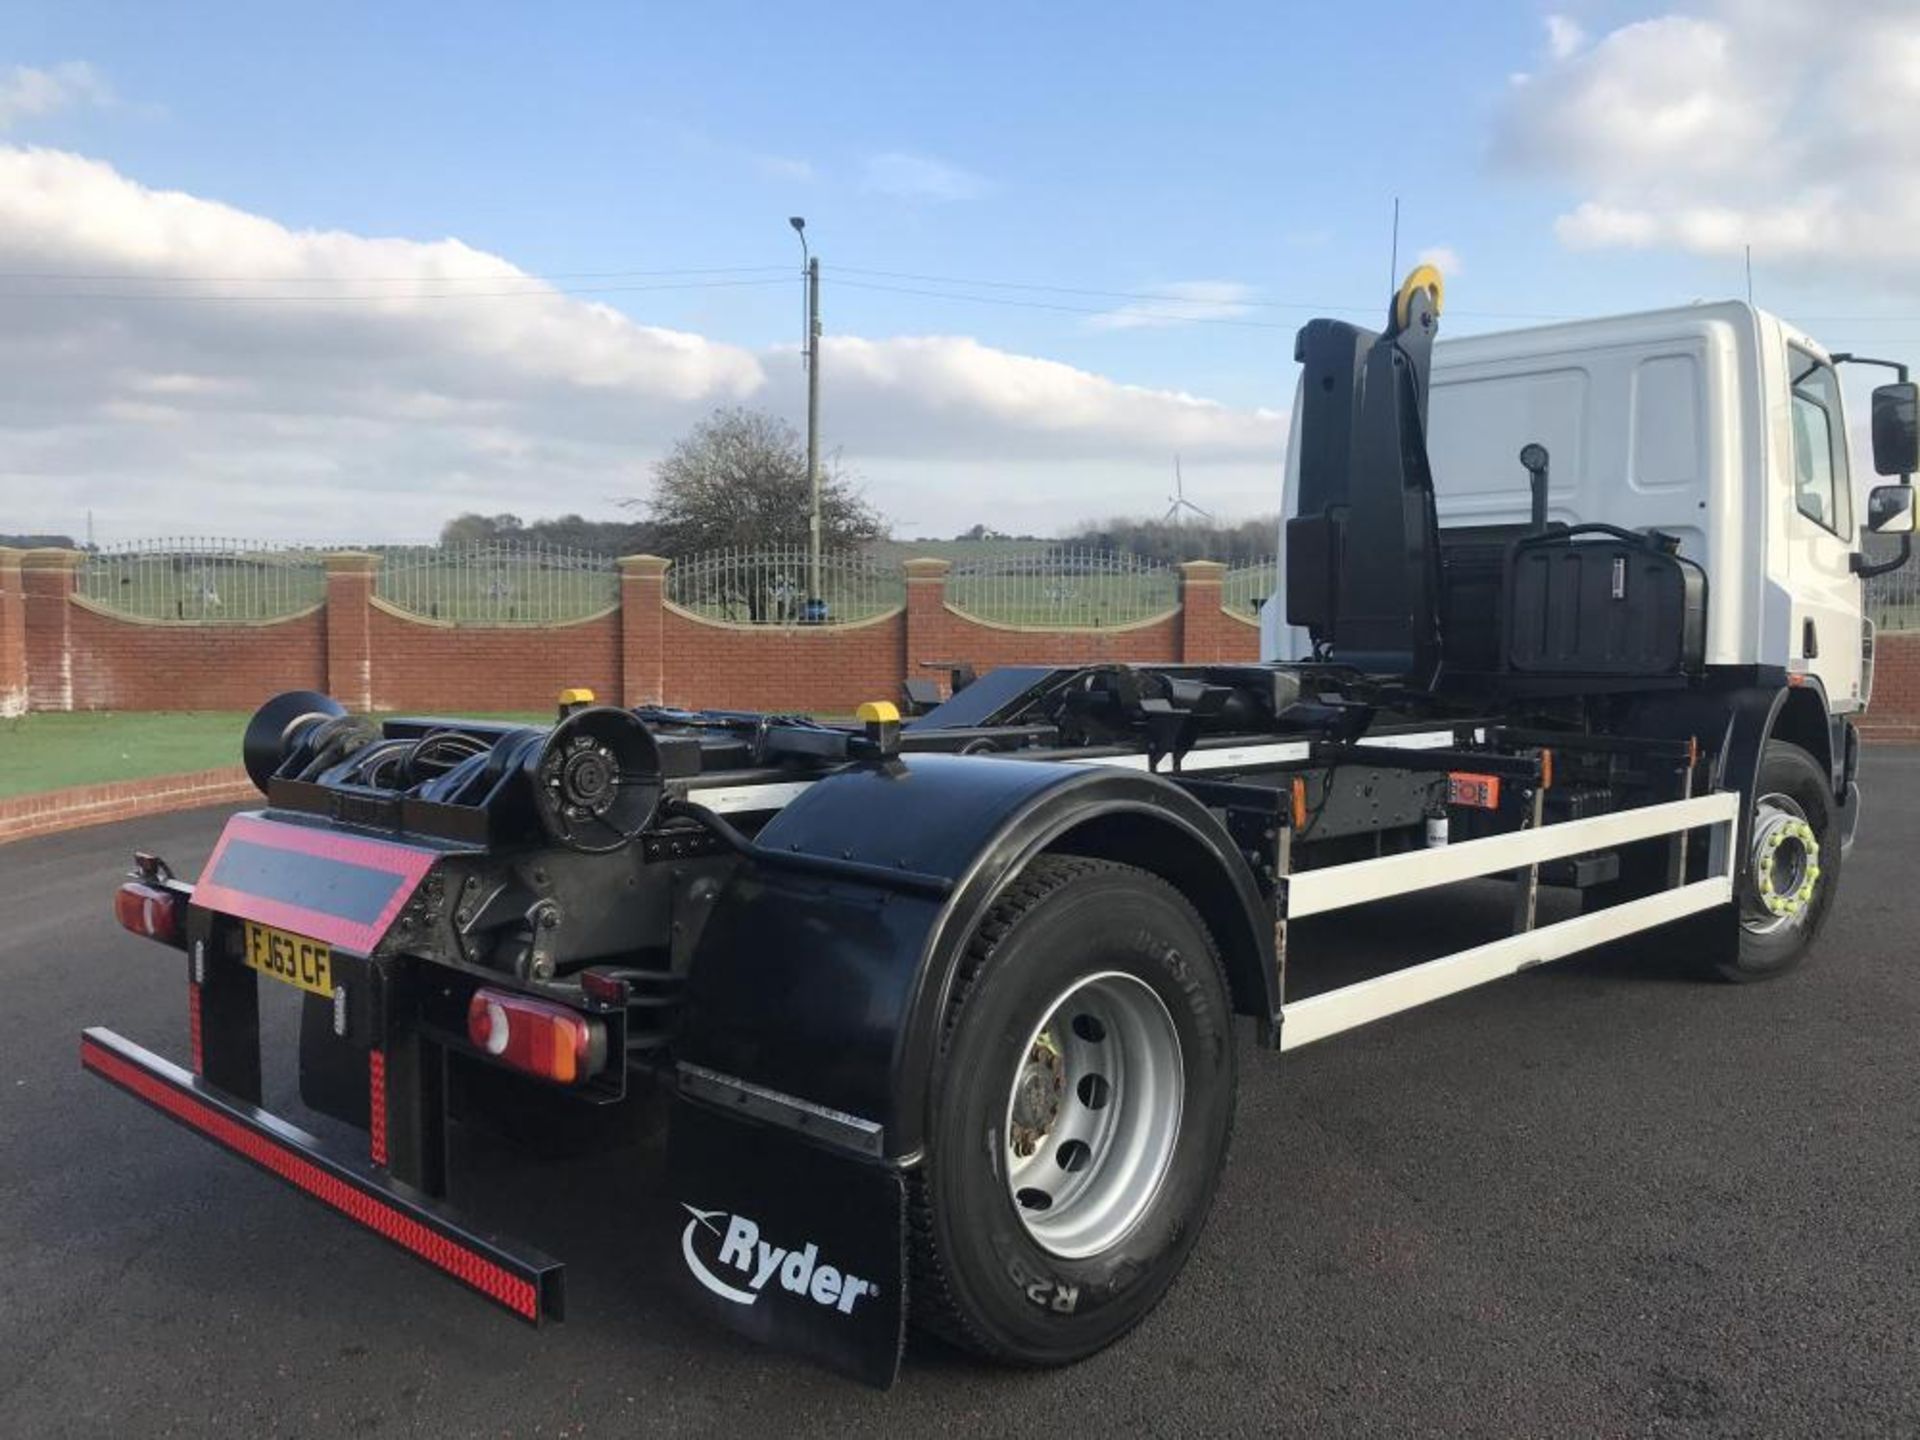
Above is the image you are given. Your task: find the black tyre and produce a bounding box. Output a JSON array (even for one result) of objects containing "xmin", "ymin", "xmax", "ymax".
[
  {"xmin": 1722, "ymin": 740, "xmax": 1840, "ymax": 982},
  {"xmin": 909, "ymin": 855, "xmax": 1236, "ymax": 1365}
]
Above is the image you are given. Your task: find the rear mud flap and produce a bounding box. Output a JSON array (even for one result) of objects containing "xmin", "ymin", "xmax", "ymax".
[{"xmin": 667, "ymin": 1093, "xmax": 906, "ymax": 1388}]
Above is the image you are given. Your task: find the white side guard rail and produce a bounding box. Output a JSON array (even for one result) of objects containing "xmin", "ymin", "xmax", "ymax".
[{"xmin": 1278, "ymin": 791, "xmax": 1739, "ymax": 1051}]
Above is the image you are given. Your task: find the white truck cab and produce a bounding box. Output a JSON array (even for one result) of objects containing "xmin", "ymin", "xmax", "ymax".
[{"xmin": 1264, "ymin": 300, "xmax": 1912, "ymax": 712}]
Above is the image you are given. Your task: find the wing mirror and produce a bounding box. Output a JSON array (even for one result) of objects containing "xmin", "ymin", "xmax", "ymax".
[
  {"xmin": 1867, "ymin": 483, "xmax": 1915, "ymax": 535},
  {"xmin": 1871, "ymin": 381, "xmax": 1920, "ymax": 476}
]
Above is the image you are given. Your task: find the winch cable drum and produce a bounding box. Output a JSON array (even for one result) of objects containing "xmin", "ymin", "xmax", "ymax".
[
  {"xmin": 519, "ymin": 705, "xmax": 664, "ymax": 853},
  {"xmin": 242, "ymin": 690, "xmax": 350, "ymax": 794}
]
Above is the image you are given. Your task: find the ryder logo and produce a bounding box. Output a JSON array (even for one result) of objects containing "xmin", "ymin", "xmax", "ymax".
[{"xmin": 680, "ymin": 1204, "xmax": 877, "ymax": 1314}]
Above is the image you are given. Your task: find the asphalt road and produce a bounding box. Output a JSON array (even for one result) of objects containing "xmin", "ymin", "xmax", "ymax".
[{"xmin": 5, "ymin": 753, "xmax": 1920, "ymax": 1438}]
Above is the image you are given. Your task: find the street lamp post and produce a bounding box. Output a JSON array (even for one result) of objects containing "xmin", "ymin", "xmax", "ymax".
[{"xmin": 790, "ymin": 216, "xmax": 822, "ymax": 616}]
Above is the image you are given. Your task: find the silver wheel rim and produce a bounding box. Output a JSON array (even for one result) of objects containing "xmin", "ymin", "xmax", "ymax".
[
  {"xmin": 1743, "ymin": 791, "xmax": 1822, "ymax": 936},
  {"xmin": 1002, "ymin": 971, "xmax": 1184, "ymax": 1260}
]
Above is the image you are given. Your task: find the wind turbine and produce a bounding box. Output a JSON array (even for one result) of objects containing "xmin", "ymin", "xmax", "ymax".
[{"xmin": 1164, "ymin": 455, "xmax": 1214, "ymax": 530}]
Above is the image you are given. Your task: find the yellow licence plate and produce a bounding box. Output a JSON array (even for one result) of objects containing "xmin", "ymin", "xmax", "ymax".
[{"xmin": 243, "ymin": 921, "xmax": 333, "ymax": 997}]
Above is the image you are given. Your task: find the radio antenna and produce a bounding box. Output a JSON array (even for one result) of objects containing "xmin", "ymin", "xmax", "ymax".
[{"xmin": 1389, "ymin": 196, "xmax": 1401, "ymax": 288}]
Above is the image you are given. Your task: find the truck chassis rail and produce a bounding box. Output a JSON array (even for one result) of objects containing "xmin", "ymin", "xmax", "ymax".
[{"xmin": 79, "ymin": 1027, "xmax": 566, "ymax": 1324}]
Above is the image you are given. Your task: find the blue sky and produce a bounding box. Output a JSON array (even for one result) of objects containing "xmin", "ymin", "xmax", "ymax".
[{"xmin": 0, "ymin": 1, "xmax": 1913, "ymax": 541}]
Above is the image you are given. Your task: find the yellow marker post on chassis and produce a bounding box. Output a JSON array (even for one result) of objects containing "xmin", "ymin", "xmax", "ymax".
[{"xmin": 857, "ymin": 700, "xmax": 901, "ymax": 757}]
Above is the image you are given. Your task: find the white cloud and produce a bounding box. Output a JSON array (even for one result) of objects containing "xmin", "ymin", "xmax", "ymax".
[
  {"xmin": 862, "ymin": 151, "xmax": 986, "ymax": 203},
  {"xmin": 0, "ymin": 61, "xmax": 113, "ymax": 130},
  {"xmin": 1495, "ymin": 2, "xmax": 1920, "ymax": 278},
  {"xmin": 755, "ymin": 153, "xmax": 815, "ymax": 184},
  {"xmin": 1544, "ymin": 14, "xmax": 1587, "ymax": 61},
  {"xmin": 1415, "ymin": 246, "xmax": 1463, "ymax": 278},
  {"xmin": 820, "ymin": 333, "xmax": 1284, "ymax": 459},
  {"xmin": 0, "ymin": 146, "xmax": 1283, "ymax": 541},
  {"xmin": 1087, "ymin": 281, "xmax": 1256, "ymax": 331}
]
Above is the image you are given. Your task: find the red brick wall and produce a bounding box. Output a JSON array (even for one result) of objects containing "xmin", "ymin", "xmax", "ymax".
[
  {"xmin": 65, "ymin": 602, "xmax": 326, "ymax": 711},
  {"xmin": 938, "ymin": 610, "xmax": 1181, "ymax": 669},
  {"xmin": 660, "ymin": 606, "xmax": 906, "ymax": 712},
  {"xmin": 367, "ymin": 604, "xmax": 622, "ymax": 713},
  {"xmin": 22, "ymin": 543, "xmax": 1920, "ymax": 735},
  {"xmin": 15, "ymin": 549, "xmax": 1262, "ymax": 719},
  {"xmin": 0, "ymin": 551, "xmax": 25, "ymax": 716},
  {"xmin": 1861, "ymin": 631, "xmax": 1920, "ymax": 739},
  {"xmin": 22, "ymin": 551, "xmax": 77, "ymax": 711},
  {"xmin": 1217, "ymin": 618, "xmax": 1262, "ymax": 662},
  {"xmin": 0, "ymin": 767, "xmax": 253, "ymax": 846}
]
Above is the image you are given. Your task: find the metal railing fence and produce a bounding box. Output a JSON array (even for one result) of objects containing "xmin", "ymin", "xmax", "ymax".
[
  {"xmin": 77, "ymin": 539, "xmax": 329, "ymax": 622},
  {"xmin": 946, "ymin": 546, "xmax": 1176, "ymax": 628},
  {"xmin": 374, "ymin": 540, "xmax": 617, "ymax": 624},
  {"xmin": 1866, "ymin": 549, "xmax": 1920, "ymax": 630},
  {"xmin": 667, "ymin": 546, "xmax": 905, "ymax": 625},
  {"xmin": 69, "ymin": 538, "xmax": 1283, "ymax": 631},
  {"xmin": 1222, "ymin": 558, "xmax": 1277, "ymax": 621}
]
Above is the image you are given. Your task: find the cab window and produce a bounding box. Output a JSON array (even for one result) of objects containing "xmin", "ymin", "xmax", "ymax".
[{"xmin": 1789, "ymin": 348, "xmax": 1851, "ymax": 536}]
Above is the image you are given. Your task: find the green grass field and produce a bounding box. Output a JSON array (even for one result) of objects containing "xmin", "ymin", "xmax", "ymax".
[
  {"xmin": 0, "ymin": 711, "xmax": 252, "ymax": 798},
  {"xmin": 0, "ymin": 710, "xmax": 557, "ymax": 800}
]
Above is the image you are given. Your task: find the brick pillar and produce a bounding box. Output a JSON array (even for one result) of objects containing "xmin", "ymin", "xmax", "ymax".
[
  {"xmin": 619, "ymin": 555, "xmax": 670, "ymax": 706},
  {"xmin": 21, "ymin": 548, "xmax": 83, "ymax": 712},
  {"xmin": 324, "ymin": 551, "xmax": 380, "ymax": 711},
  {"xmin": 0, "ymin": 549, "xmax": 24, "ymax": 717},
  {"xmin": 903, "ymin": 557, "xmax": 954, "ymax": 696},
  {"xmin": 1178, "ymin": 560, "xmax": 1230, "ymax": 662}
]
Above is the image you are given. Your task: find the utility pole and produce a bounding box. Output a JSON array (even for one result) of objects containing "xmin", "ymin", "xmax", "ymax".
[{"xmin": 790, "ymin": 217, "xmax": 823, "ymax": 615}]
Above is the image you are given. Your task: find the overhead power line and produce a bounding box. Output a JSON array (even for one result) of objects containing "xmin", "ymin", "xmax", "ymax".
[
  {"xmin": 827, "ymin": 264, "xmax": 1582, "ymax": 322},
  {"xmin": 1, "ymin": 248, "xmax": 1904, "ymax": 334},
  {"xmin": 0, "ymin": 263, "xmax": 788, "ymax": 284},
  {"xmin": 0, "ymin": 276, "xmax": 794, "ymax": 303},
  {"xmin": 829, "ymin": 276, "xmax": 1299, "ymax": 330}
]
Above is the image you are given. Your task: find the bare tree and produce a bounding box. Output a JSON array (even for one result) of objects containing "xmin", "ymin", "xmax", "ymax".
[{"xmin": 631, "ymin": 408, "xmax": 884, "ymax": 556}]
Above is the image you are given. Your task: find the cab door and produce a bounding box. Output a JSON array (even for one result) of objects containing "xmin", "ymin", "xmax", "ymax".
[{"xmin": 1784, "ymin": 346, "xmax": 1863, "ymax": 707}]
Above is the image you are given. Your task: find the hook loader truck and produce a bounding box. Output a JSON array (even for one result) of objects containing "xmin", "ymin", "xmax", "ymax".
[{"xmin": 83, "ymin": 266, "xmax": 1916, "ymax": 1385}]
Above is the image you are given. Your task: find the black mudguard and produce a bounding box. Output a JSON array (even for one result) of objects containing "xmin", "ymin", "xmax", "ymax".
[
  {"xmin": 661, "ymin": 754, "xmax": 1272, "ymax": 1383},
  {"xmin": 676, "ymin": 754, "xmax": 1273, "ymax": 1157}
]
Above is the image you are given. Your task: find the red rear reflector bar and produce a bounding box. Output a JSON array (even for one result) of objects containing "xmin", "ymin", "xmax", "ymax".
[
  {"xmin": 188, "ymin": 982, "xmax": 204, "ymax": 1074},
  {"xmin": 467, "ymin": 989, "xmax": 603, "ymax": 1086},
  {"xmin": 115, "ymin": 881, "xmax": 183, "ymax": 945},
  {"xmin": 80, "ymin": 1028, "xmax": 564, "ymax": 1323},
  {"xmin": 368, "ymin": 1049, "xmax": 388, "ymax": 1167}
]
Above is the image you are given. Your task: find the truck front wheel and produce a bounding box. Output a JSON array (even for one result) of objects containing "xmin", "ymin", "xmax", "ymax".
[
  {"xmin": 909, "ymin": 856, "xmax": 1236, "ymax": 1365},
  {"xmin": 1724, "ymin": 740, "xmax": 1841, "ymax": 981}
]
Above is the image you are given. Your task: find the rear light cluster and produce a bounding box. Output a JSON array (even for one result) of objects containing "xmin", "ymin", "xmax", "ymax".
[
  {"xmin": 114, "ymin": 881, "xmax": 184, "ymax": 945},
  {"xmin": 466, "ymin": 989, "xmax": 604, "ymax": 1085}
]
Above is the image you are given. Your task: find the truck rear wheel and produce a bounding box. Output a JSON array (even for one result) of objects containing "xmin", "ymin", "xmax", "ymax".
[
  {"xmin": 1723, "ymin": 740, "xmax": 1840, "ymax": 982},
  {"xmin": 909, "ymin": 856, "xmax": 1236, "ymax": 1365}
]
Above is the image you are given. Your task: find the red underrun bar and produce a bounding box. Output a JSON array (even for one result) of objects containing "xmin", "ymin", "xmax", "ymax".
[{"xmin": 80, "ymin": 1028, "xmax": 563, "ymax": 1324}]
